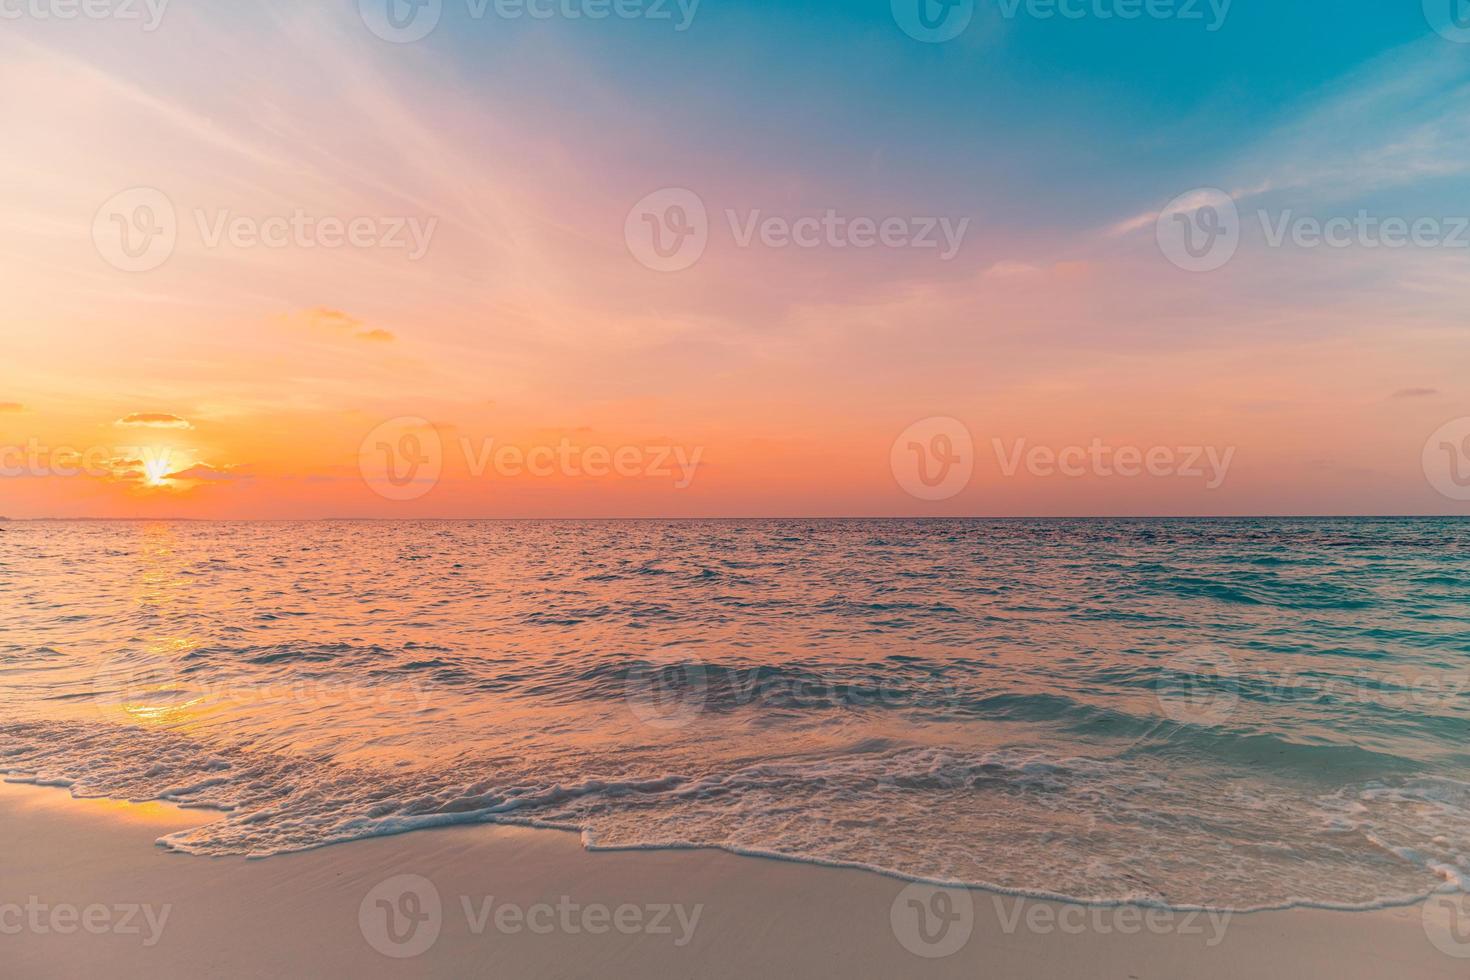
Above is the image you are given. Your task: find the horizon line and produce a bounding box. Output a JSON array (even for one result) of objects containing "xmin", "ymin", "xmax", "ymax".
[{"xmin": 3, "ymin": 515, "xmax": 1465, "ymax": 523}]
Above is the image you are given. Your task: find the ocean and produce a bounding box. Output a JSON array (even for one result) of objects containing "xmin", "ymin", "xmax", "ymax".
[{"xmin": 1, "ymin": 518, "xmax": 1466, "ymax": 912}]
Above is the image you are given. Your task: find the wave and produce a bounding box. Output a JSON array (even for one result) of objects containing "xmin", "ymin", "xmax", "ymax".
[
  {"xmin": 3, "ymin": 720, "xmax": 1466, "ymax": 912},
  {"xmin": 5, "ymin": 518, "xmax": 1469, "ymax": 915}
]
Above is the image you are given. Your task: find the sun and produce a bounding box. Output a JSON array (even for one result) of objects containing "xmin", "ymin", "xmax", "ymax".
[{"xmin": 142, "ymin": 452, "xmax": 173, "ymax": 487}]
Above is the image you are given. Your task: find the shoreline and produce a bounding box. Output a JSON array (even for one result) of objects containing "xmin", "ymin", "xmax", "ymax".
[
  {"xmin": 4, "ymin": 770, "xmax": 1451, "ymax": 917},
  {"xmin": 580, "ymin": 837, "xmax": 1452, "ymax": 917},
  {"xmin": 3, "ymin": 780, "xmax": 1462, "ymax": 978}
]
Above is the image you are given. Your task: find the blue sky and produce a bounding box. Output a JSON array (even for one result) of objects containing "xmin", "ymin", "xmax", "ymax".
[{"xmin": 416, "ymin": 0, "xmax": 1462, "ymax": 232}]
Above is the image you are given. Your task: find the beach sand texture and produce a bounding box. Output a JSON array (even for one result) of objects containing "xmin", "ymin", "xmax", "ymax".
[{"xmin": 2, "ymin": 781, "xmax": 1460, "ymax": 979}]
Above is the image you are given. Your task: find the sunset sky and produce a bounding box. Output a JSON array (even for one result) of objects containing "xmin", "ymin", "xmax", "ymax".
[{"xmin": 1, "ymin": 1, "xmax": 1467, "ymax": 517}]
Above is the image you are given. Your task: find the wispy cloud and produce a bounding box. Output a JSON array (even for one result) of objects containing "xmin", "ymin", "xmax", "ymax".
[
  {"xmin": 305, "ymin": 307, "xmax": 361, "ymax": 331},
  {"xmin": 1106, "ymin": 41, "xmax": 1470, "ymax": 241},
  {"xmin": 1107, "ymin": 183, "xmax": 1273, "ymax": 239},
  {"xmin": 301, "ymin": 307, "xmax": 396, "ymax": 343},
  {"xmin": 116, "ymin": 413, "xmax": 192, "ymax": 429},
  {"xmin": 981, "ymin": 261, "xmax": 1042, "ymax": 280}
]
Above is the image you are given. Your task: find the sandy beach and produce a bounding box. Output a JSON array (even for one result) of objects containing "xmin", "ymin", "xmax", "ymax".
[{"xmin": 2, "ymin": 780, "xmax": 1460, "ymax": 979}]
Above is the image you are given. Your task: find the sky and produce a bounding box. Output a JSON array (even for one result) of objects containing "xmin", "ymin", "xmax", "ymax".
[{"xmin": 1, "ymin": 0, "xmax": 1468, "ymax": 517}]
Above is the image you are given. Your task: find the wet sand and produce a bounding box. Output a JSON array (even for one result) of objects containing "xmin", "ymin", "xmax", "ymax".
[{"xmin": 0, "ymin": 780, "xmax": 1460, "ymax": 978}]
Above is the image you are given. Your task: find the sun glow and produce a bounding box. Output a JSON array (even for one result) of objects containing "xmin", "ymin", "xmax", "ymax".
[{"xmin": 142, "ymin": 452, "xmax": 173, "ymax": 487}]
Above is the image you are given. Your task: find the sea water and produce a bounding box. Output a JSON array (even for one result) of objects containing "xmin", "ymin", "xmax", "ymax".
[{"xmin": 1, "ymin": 518, "xmax": 1466, "ymax": 911}]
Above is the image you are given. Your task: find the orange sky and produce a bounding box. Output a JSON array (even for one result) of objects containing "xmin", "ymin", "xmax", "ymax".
[{"xmin": 2, "ymin": 9, "xmax": 1467, "ymax": 518}]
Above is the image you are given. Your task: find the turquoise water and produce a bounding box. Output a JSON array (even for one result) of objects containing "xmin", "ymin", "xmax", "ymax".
[{"xmin": 1, "ymin": 518, "xmax": 1467, "ymax": 909}]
